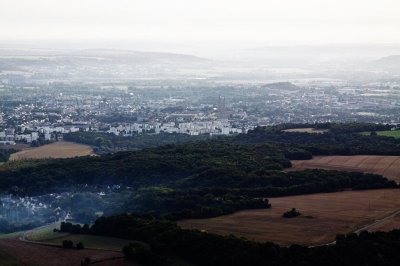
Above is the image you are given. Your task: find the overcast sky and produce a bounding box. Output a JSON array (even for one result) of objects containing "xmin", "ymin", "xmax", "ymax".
[{"xmin": 1, "ymin": 0, "xmax": 400, "ymax": 52}]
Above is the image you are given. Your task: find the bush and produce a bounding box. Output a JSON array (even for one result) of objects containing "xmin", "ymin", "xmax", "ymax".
[
  {"xmin": 122, "ymin": 242, "xmax": 152, "ymax": 263},
  {"xmin": 60, "ymin": 222, "xmax": 90, "ymax": 234},
  {"xmin": 76, "ymin": 242, "xmax": 85, "ymax": 250},
  {"xmin": 81, "ymin": 257, "xmax": 91, "ymax": 266},
  {"xmin": 62, "ymin": 240, "xmax": 74, "ymax": 249},
  {"xmin": 282, "ymin": 208, "xmax": 301, "ymax": 218},
  {"xmin": 82, "ymin": 224, "xmax": 90, "ymax": 234}
]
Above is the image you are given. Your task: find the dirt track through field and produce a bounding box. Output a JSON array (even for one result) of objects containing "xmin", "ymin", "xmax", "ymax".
[{"xmin": 288, "ymin": 155, "xmax": 400, "ymax": 183}]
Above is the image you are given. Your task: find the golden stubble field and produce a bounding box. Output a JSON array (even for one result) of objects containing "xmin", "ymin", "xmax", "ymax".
[
  {"xmin": 289, "ymin": 155, "xmax": 400, "ymax": 183},
  {"xmin": 9, "ymin": 141, "xmax": 93, "ymax": 160},
  {"xmin": 179, "ymin": 189, "xmax": 400, "ymax": 246}
]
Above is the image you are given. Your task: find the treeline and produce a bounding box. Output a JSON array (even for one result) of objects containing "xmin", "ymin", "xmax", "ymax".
[
  {"xmin": 133, "ymin": 189, "xmax": 271, "ymax": 220},
  {"xmin": 237, "ymin": 123, "xmax": 400, "ymax": 156},
  {"xmin": 314, "ymin": 122, "xmax": 393, "ymax": 134},
  {"xmin": 58, "ymin": 222, "xmax": 90, "ymax": 234},
  {"xmin": 274, "ymin": 122, "xmax": 393, "ymax": 134},
  {"xmin": 63, "ymin": 131, "xmax": 210, "ymax": 153},
  {"xmin": 0, "ymin": 148, "xmax": 17, "ymax": 162},
  {"xmin": 80, "ymin": 214, "xmax": 400, "ymax": 266}
]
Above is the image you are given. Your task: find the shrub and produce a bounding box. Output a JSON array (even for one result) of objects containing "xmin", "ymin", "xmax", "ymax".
[
  {"xmin": 282, "ymin": 208, "xmax": 301, "ymax": 218},
  {"xmin": 76, "ymin": 242, "xmax": 85, "ymax": 250},
  {"xmin": 62, "ymin": 240, "xmax": 74, "ymax": 249},
  {"xmin": 122, "ymin": 242, "xmax": 152, "ymax": 263},
  {"xmin": 81, "ymin": 257, "xmax": 91, "ymax": 266}
]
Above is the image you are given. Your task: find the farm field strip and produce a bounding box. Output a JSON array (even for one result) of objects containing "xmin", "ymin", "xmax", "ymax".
[
  {"xmin": 179, "ymin": 189, "xmax": 400, "ymax": 246},
  {"xmin": 288, "ymin": 155, "xmax": 400, "ymax": 183},
  {"xmin": 9, "ymin": 141, "xmax": 93, "ymax": 160}
]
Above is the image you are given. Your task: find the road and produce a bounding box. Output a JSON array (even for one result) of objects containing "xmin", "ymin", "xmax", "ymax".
[
  {"xmin": 353, "ymin": 209, "xmax": 400, "ymax": 234},
  {"xmin": 310, "ymin": 209, "xmax": 400, "ymax": 248}
]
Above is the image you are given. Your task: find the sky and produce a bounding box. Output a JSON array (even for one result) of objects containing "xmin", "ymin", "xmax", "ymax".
[{"xmin": 1, "ymin": 0, "xmax": 400, "ymax": 53}]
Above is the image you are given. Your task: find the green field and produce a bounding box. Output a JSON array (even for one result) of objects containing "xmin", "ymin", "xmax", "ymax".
[
  {"xmin": 361, "ymin": 130, "xmax": 400, "ymax": 138},
  {"xmin": 25, "ymin": 223, "xmax": 133, "ymax": 251}
]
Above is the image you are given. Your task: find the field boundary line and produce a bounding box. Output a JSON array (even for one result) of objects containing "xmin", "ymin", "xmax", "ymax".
[{"xmin": 310, "ymin": 208, "xmax": 400, "ymax": 248}]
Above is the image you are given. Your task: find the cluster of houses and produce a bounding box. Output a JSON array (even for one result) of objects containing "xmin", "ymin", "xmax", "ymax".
[
  {"xmin": 106, "ymin": 120, "xmax": 247, "ymax": 136},
  {"xmin": 0, "ymin": 125, "xmax": 84, "ymax": 145},
  {"xmin": 0, "ymin": 119, "xmax": 250, "ymax": 146}
]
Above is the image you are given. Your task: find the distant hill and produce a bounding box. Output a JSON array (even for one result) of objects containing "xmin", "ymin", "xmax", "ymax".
[
  {"xmin": 71, "ymin": 49, "xmax": 210, "ymax": 64},
  {"xmin": 371, "ymin": 55, "xmax": 400, "ymax": 69},
  {"xmin": 261, "ymin": 82, "xmax": 299, "ymax": 90},
  {"xmin": 0, "ymin": 48, "xmax": 212, "ymax": 81},
  {"xmin": 0, "ymin": 48, "xmax": 210, "ymax": 64}
]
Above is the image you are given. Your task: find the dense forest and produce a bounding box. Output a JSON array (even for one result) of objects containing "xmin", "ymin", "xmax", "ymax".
[
  {"xmin": 0, "ymin": 142, "xmax": 291, "ymax": 192},
  {"xmin": 64, "ymin": 214, "xmax": 400, "ymax": 266},
  {"xmin": 63, "ymin": 131, "xmax": 210, "ymax": 153}
]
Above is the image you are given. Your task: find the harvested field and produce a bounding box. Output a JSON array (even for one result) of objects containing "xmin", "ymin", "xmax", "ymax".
[
  {"xmin": 9, "ymin": 141, "xmax": 93, "ymax": 161},
  {"xmin": 0, "ymin": 238, "xmax": 133, "ymax": 266},
  {"xmin": 289, "ymin": 155, "xmax": 400, "ymax": 183},
  {"xmin": 179, "ymin": 189, "xmax": 400, "ymax": 246},
  {"xmin": 282, "ymin": 128, "xmax": 327, "ymax": 134}
]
